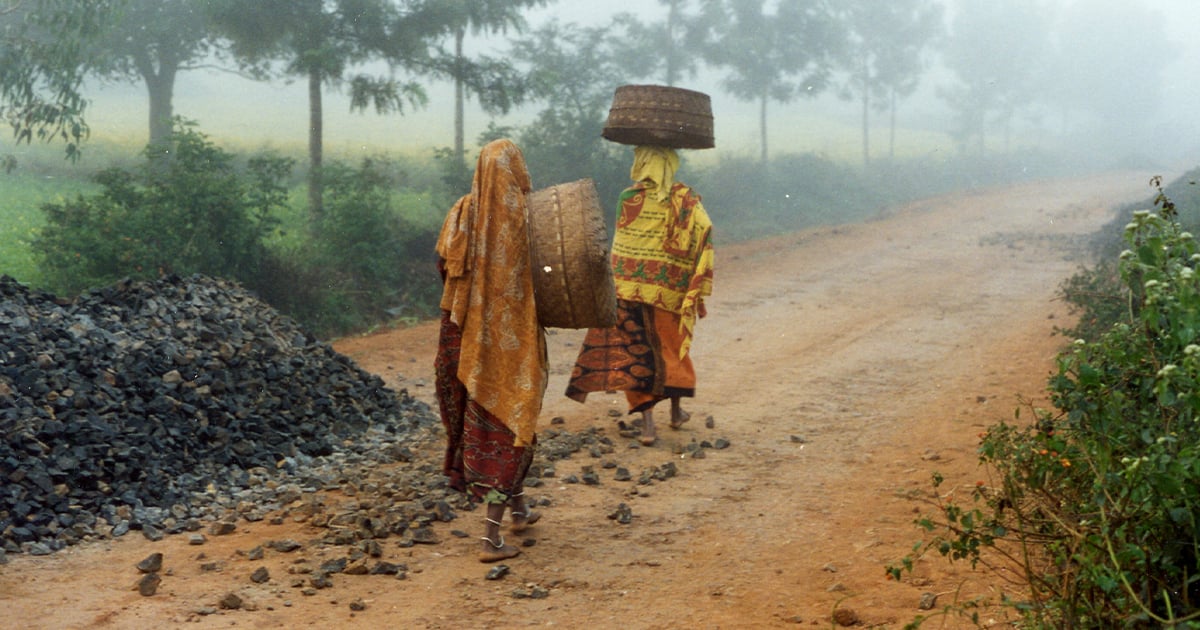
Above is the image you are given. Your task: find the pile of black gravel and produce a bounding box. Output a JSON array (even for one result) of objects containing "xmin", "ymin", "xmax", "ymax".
[{"xmin": 0, "ymin": 274, "xmax": 436, "ymax": 556}]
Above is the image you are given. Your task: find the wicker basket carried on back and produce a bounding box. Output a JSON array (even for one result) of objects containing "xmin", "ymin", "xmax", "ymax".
[
  {"xmin": 527, "ymin": 178, "xmax": 617, "ymax": 329},
  {"xmin": 602, "ymin": 84, "xmax": 715, "ymax": 149}
]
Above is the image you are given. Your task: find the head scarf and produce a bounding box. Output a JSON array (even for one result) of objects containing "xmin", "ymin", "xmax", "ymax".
[
  {"xmin": 436, "ymin": 139, "xmax": 546, "ymax": 446},
  {"xmin": 630, "ymin": 145, "xmax": 680, "ymax": 203}
]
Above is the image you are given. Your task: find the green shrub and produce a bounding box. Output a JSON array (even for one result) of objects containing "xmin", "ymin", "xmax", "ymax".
[
  {"xmin": 257, "ymin": 156, "xmax": 441, "ymax": 337},
  {"xmin": 25, "ymin": 124, "xmax": 444, "ymax": 339},
  {"xmin": 694, "ymin": 153, "xmax": 892, "ymax": 241},
  {"xmin": 890, "ymin": 186, "xmax": 1200, "ymax": 627},
  {"xmin": 32, "ymin": 121, "xmax": 290, "ymax": 295},
  {"xmin": 1059, "ymin": 170, "xmax": 1200, "ymax": 344},
  {"xmin": 1055, "ymin": 257, "xmax": 1125, "ymax": 343}
]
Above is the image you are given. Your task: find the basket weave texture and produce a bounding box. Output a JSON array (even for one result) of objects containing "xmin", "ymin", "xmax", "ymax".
[
  {"xmin": 526, "ymin": 179, "xmax": 617, "ymax": 329},
  {"xmin": 602, "ymin": 84, "xmax": 714, "ymax": 149}
]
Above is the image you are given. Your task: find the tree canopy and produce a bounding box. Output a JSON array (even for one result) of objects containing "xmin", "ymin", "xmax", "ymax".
[
  {"xmin": 611, "ymin": 0, "xmax": 706, "ymax": 87},
  {"xmin": 700, "ymin": 0, "xmax": 845, "ymax": 163},
  {"xmin": 508, "ymin": 19, "xmax": 627, "ymax": 198},
  {"xmin": 0, "ymin": 0, "xmax": 118, "ymax": 161},
  {"xmin": 90, "ymin": 0, "xmax": 221, "ymax": 154},
  {"xmin": 839, "ymin": 0, "xmax": 942, "ymax": 165},
  {"xmin": 424, "ymin": 0, "xmax": 548, "ymax": 181},
  {"xmin": 940, "ymin": 0, "xmax": 1050, "ymax": 154},
  {"xmin": 211, "ymin": 0, "xmax": 444, "ymax": 218}
]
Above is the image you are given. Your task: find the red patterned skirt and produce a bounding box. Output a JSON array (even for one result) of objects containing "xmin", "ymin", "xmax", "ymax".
[
  {"xmin": 565, "ymin": 299, "xmax": 696, "ymax": 413},
  {"xmin": 435, "ymin": 311, "xmax": 534, "ymax": 504}
]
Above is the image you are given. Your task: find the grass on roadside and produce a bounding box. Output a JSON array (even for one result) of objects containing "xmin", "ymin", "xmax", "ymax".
[{"xmin": 1, "ymin": 173, "xmax": 98, "ymax": 286}]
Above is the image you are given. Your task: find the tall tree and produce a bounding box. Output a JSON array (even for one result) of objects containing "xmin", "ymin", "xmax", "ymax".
[
  {"xmin": 508, "ymin": 20, "xmax": 627, "ymax": 199},
  {"xmin": 0, "ymin": 0, "xmax": 118, "ymax": 162},
  {"xmin": 940, "ymin": 0, "xmax": 1050, "ymax": 155},
  {"xmin": 2, "ymin": 0, "xmax": 227, "ymax": 164},
  {"xmin": 700, "ymin": 0, "xmax": 845, "ymax": 163},
  {"xmin": 432, "ymin": 0, "xmax": 548, "ymax": 172},
  {"xmin": 839, "ymin": 0, "xmax": 942, "ymax": 166},
  {"xmin": 612, "ymin": 0, "xmax": 705, "ymax": 87},
  {"xmin": 89, "ymin": 0, "xmax": 219, "ymax": 155},
  {"xmin": 212, "ymin": 0, "xmax": 440, "ymax": 220}
]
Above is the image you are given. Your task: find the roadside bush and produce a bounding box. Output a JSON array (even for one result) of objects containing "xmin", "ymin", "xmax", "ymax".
[
  {"xmin": 27, "ymin": 125, "xmax": 443, "ymax": 339},
  {"xmin": 890, "ymin": 186, "xmax": 1200, "ymax": 627},
  {"xmin": 257, "ymin": 157, "xmax": 441, "ymax": 337},
  {"xmin": 1059, "ymin": 169, "xmax": 1200, "ymax": 343},
  {"xmin": 32, "ymin": 121, "xmax": 290, "ymax": 295},
  {"xmin": 1055, "ymin": 257, "xmax": 1125, "ymax": 344}
]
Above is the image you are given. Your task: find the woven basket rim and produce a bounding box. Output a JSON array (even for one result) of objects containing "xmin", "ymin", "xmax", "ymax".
[
  {"xmin": 603, "ymin": 84, "xmax": 715, "ymax": 149},
  {"xmin": 612, "ymin": 84, "xmax": 712, "ymax": 99}
]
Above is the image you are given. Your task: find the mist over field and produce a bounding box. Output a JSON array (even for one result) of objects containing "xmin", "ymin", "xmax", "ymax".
[
  {"xmin": 4, "ymin": 0, "xmax": 1200, "ymax": 334},
  {"xmin": 47, "ymin": 0, "xmax": 1199, "ymax": 170}
]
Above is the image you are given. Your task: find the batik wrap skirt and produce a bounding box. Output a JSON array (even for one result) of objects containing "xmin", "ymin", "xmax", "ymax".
[
  {"xmin": 565, "ymin": 299, "xmax": 696, "ymax": 413},
  {"xmin": 436, "ymin": 311, "xmax": 534, "ymax": 504}
]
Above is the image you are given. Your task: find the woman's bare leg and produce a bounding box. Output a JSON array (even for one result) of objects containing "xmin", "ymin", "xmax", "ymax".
[
  {"xmin": 509, "ymin": 490, "xmax": 541, "ymax": 533},
  {"xmin": 669, "ymin": 396, "xmax": 690, "ymax": 429},
  {"xmin": 479, "ymin": 502, "xmax": 520, "ymax": 562},
  {"xmin": 639, "ymin": 408, "xmax": 658, "ymax": 445}
]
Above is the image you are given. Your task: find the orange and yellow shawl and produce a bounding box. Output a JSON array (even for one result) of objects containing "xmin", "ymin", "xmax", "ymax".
[
  {"xmin": 436, "ymin": 139, "xmax": 547, "ymax": 447},
  {"xmin": 611, "ymin": 146, "xmax": 715, "ymax": 358}
]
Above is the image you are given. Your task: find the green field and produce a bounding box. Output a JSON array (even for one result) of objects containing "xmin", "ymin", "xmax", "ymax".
[{"xmin": 1, "ymin": 173, "xmax": 98, "ymax": 286}]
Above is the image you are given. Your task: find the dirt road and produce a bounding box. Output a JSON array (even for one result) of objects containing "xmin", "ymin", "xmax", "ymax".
[{"xmin": 0, "ymin": 172, "xmax": 1162, "ymax": 628}]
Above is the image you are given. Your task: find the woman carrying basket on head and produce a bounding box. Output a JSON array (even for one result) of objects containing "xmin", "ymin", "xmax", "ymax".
[
  {"xmin": 435, "ymin": 138, "xmax": 547, "ymax": 562},
  {"xmin": 566, "ymin": 144, "xmax": 714, "ymax": 446}
]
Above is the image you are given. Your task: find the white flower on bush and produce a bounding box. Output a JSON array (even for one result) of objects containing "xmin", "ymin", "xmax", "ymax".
[{"xmin": 1120, "ymin": 455, "xmax": 1149, "ymax": 472}]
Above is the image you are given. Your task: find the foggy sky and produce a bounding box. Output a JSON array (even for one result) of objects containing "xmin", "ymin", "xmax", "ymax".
[{"xmin": 41, "ymin": 0, "xmax": 1200, "ymax": 168}]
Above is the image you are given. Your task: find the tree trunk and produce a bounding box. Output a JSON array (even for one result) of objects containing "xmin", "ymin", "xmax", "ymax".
[
  {"xmin": 308, "ymin": 67, "xmax": 324, "ymax": 222},
  {"xmin": 888, "ymin": 89, "xmax": 897, "ymax": 161},
  {"xmin": 146, "ymin": 68, "xmax": 175, "ymax": 150},
  {"xmin": 454, "ymin": 27, "xmax": 465, "ymax": 168},
  {"xmin": 759, "ymin": 92, "xmax": 768, "ymax": 165},
  {"xmin": 860, "ymin": 77, "xmax": 870, "ymax": 167},
  {"xmin": 858, "ymin": 53, "xmax": 871, "ymax": 167},
  {"xmin": 133, "ymin": 46, "xmax": 177, "ymax": 163},
  {"xmin": 665, "ymin": 0, "xmax": 679, "ymax": 86}
]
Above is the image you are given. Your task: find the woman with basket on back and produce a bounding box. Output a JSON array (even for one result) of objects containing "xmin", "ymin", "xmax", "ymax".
[{"xmin": 435, "ymin": 139, "xmax": 545, "ymax": 562}]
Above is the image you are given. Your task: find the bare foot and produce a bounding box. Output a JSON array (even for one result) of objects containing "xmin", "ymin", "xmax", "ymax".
[
  {"xmin": 479, "ymin": 536, "xmax": 521, "ymax": 563},
  {"xmin": 669, "ymin": 409, "xmax": 691, "ymax": 430},
  {"xmin": 510, "ymin": 509, "xmax": 541, "ymax": 533},
  {"xmin": 639, "ymin": 410, "xmax": 658, "ymax": 445}
]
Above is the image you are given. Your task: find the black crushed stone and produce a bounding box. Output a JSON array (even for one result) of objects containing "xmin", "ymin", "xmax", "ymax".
[{"xmin": 0, "ymin": 274, "xmax": 436, "ymax": 555}]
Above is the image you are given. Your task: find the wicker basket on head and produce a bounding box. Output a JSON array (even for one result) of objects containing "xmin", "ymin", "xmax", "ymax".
[
  {"xmin": 602, "ymin": 84, "xmax": 715, "ymax": 149},
  {"xmin": 526, "ymin": 178, "xmax": 617, "ymax": 329}
]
